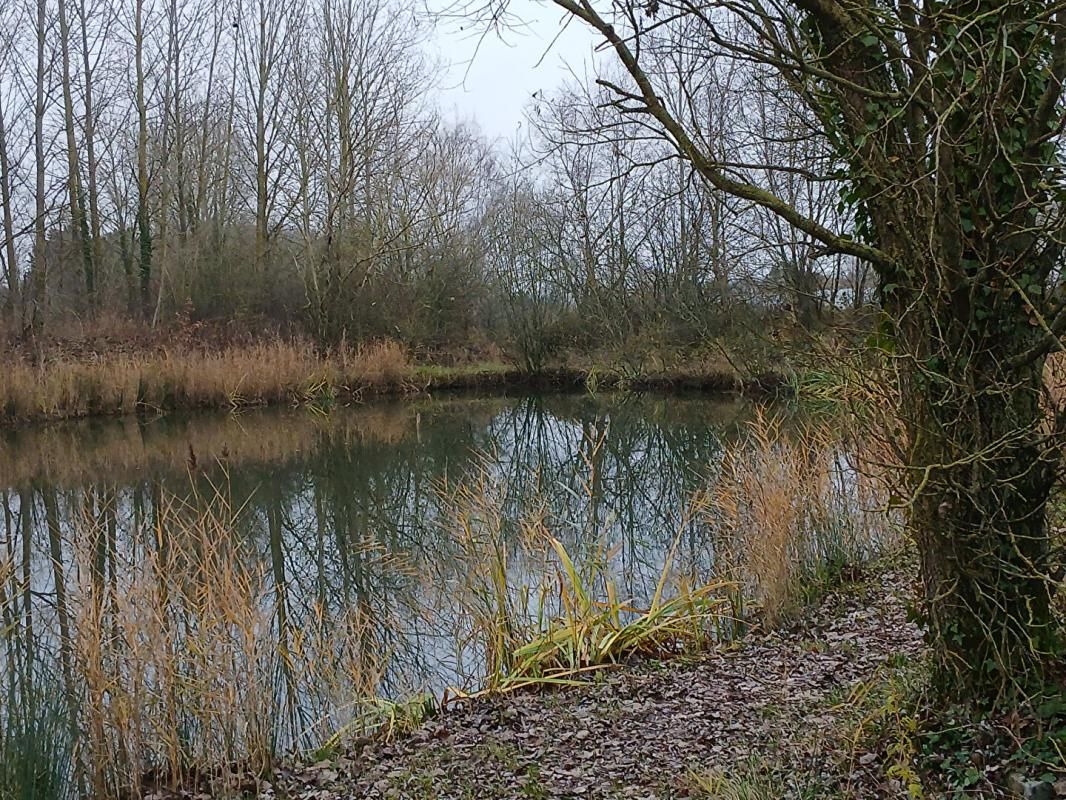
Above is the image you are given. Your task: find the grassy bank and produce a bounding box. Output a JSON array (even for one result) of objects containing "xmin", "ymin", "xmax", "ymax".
[
  {"xmin": 0, "ymin": 339, "xmax": 409, "ymax": 424},
  {"xmin": 0, "ymin": 338, "xmax": 784, "ymax": 426}
]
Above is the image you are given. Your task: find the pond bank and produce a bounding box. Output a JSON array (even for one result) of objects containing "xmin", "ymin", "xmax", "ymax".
[
  {"xmin": 182, "ymin": 561, "xmax": 924, "ymax": 800},
  {"xmin": 0, "ymin": 339, "xmax": 786, "ymax": 427}
]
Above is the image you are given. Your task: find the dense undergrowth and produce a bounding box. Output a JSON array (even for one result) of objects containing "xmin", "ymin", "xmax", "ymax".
[{"xmin": 0, "ymin": 307, "xmax": 805, "ymax": 426}]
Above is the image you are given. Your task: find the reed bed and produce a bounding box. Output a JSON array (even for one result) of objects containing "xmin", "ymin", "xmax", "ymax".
[
  {"xmin": 702, "ymin": 410, "xmax": 898, "ymax": 623},
  {"xmin": 0, "ymin": 413, "xmax": 895, "ymax": 798},
  {"xmin": 0, "ymin": 339, "xmax": 412, "ymax": 424},
  {"xmin": 443, "ymin": 415, "xmax": 893, "ymax": 697},
  {"xmin": 57, "ymin": 490, "xmax": 392, "ymax": 797},
  {"xmin": 0, "ymin": 673, "xmax": 71, "ymax": 800},
  {"xmin": 1, "ymin": 546, "xmax": 73, "ymax": 800}
]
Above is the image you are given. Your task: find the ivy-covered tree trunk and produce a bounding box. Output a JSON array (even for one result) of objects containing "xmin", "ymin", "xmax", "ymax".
[
  {"xmin": 855, "ymin": 0, "xmax": 1066, "ymax": 698},
  {"xmin": 898, "ymin": 292, "xmax": 1058, "ymax": 692}
]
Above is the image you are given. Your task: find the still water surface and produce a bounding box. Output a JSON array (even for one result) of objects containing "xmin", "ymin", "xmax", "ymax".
[{"xmin": 0, "ymin": 391, "xmax": 753, "ymax": 765}]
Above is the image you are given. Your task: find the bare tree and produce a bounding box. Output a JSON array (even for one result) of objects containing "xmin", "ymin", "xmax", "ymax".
[
  {"xmin": 57, "ymin": 0, "xmax": 96, "ymax": 301},
  {"xmin": 30, "ymin": 0, "xmax": 51, "ymax": 332},
  {"xmin": 133, "ymin": 0, "xmax": 153, "ymax": 316},
  {"xmin": 0, "ymin": 20, "xmax": 22, "ymax": 317}
]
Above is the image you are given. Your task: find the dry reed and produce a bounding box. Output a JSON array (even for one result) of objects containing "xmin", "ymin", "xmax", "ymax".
[
  {"xmin": 69, "ymin": 489, "xmax": 391, "ymax": 797},
  {"xmin": 702, "ymin": 410, "xmax": 898, "ymax": 623},
  {"xmin": 0, "ymin": 409, "xmax": 894, "ymax": 797},
  {"xmin": 443, "ymin": 467, "xmax": 739, "ymax": 696},
  {"xmin": 0, "ymin": 339, "xmax": 412, "ymax": 424}
]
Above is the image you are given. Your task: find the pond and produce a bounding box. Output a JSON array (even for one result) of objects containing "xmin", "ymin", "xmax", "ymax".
[{"xmin": 1, "ymin": 391, "xmax": 775, "ymax": 795}]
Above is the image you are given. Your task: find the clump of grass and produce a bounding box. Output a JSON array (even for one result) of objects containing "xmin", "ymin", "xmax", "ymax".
[
  {"xmin": 0, "ymin": 673, "xmax": 71, "ymax": 800},
  {"xmin": 687, "ymin": 762, "xmax": 781, "ymax": 800},
  {"xmin": 444, "ymin": 470, "xmax": 738, "ymax": 696},
  {"xmin": 1, "ymin": 557, "xmax": 73, "ymax": 800},
  {"xmin": 339, "ymin": 339, "xmax": 410, "ymax": 388},
  {"xmin": 789, "ymin": 367, "xmax": 853, "ymax": 414},
  {"xmin": 317, "ymin": 693, "xmax": 437, "ymax": 756},
  {"xmin": 702, "ymin": 410, "xmax": 897, "ymax": 623},
  {"xmin": 491, "ymin": 532, "xmax": 736, "ymax": 691}
]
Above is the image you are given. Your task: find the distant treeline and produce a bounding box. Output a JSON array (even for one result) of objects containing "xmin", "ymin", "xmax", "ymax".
[{"xmin": 0, "ymin": 0, "xmax": 872, "ymax": 365}]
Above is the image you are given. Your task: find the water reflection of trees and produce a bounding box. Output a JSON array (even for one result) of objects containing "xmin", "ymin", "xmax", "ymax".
[{"xmin": 0, "ymin": 393, "xmax": 747, "ymax": 784}]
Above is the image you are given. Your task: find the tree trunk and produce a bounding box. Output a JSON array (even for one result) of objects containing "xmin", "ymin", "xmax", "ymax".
[
  {"xmin": 900, "ymin": 293, "xmax": 1058, "ymax": 697},
  {"xmin": 0, "ymin": 95, "xmax": 18, "ymax": 316},
  {"xmin": 135, "ymin": 0, "xmax": 152, "ymax": 318},
  {"xmin": 58, "ymin": 0, "xmax": 95, "ymax": 304},
  {"xmin": 31, "ymin": 0, "xmax": 48, "ymax": 333},
  {"xmin": 77, "ymin": 0, "xmax": 104, "ymax": 293}
]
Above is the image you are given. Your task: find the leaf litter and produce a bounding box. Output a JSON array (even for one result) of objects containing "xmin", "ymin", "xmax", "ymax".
[{"xmin": 253, "ymin": 565, "xmax": 925, "ymax": 799}]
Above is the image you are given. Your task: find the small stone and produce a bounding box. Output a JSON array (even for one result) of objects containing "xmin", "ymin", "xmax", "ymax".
[
  {"xmin": 858, "ymin": 752, "xmax": 877, "ymax": 766},
  {"xmin": 1028, "ymin": 783, "xmax": 1057, "ymax": 800},
  {"xmin": 1008, "ymin": 774, "xmax": 1056, "ymax": 800}
]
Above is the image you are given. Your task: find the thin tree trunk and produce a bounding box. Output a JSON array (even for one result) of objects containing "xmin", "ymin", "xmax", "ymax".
[
  {"xmin": 58, "ymin": 0, "xmax": 96, "ymax": 304},
  {"xmin": 254, "ymin": 0, "xmax": 269, "ymax": 278},
  {"xmin": 135, "ymin": 0, "xmax": 153, "ymax": 317},
  {"xmin": 77, "ymin": 0, "xmax": 104, "ymax": 293},
  {"xmin": 31, "ymin": 0, "xmax": 48, "ymax": 333},
  {"xmin": 0, "ymin": 93, "xmax": 18, "ymax": 316}
]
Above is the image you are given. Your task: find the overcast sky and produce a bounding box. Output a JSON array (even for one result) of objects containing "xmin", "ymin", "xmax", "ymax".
[{"xmin": 428, "ymin": 3, "xmax": 601, "ymax": 144}]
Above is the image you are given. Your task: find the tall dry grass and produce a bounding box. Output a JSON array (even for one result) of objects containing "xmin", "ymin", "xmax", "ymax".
[
  {"xmin": 69, "ymin": 490, "xmax": 391, "ymax": 798},
  {"xmin": 0, "ymin": 339, "xmax": 412, "ymax": 424},
  {"xmin": 0, "ymin": 409, "xmax": 896, "ymax": 797},
  {"xmin": 702, "ymin": 410, "xmax": 898, "ymax": 623}
]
